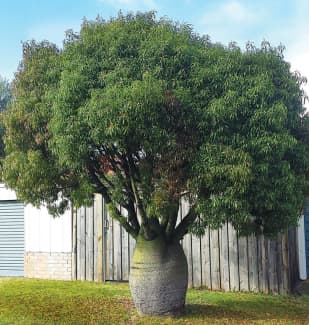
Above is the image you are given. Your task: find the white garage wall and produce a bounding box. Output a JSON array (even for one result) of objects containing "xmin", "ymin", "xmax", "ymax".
[
  {"xmin": 25, "ymin": 204, "xmax": 72, "ymax": 253},
  {"xmin": 0, "ymin": 183, "xmax": 17, "ymax": 200},
  {"xmin": 0, "ymin": 183, "xmax": 72, "ymax": 253}
]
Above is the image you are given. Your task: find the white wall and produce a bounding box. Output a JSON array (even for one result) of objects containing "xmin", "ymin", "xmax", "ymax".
[
  {"xmin": 0, "ymin": 183, "xmax": 17, "ymax": 200},
  {"xmin": 25, "ymin": 204, "xmax": 72, "ymax": 253},
  {"xmin": 0, "ymin": 183, "xmax": 72, "ymax": 253}
]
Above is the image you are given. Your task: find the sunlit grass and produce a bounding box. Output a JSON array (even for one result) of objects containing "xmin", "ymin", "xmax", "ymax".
[{"xmin": 0, "ymin": 278, "xmax": 308, "ymax": 324}]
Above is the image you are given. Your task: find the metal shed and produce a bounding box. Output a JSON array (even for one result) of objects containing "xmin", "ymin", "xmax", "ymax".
[{"xmin": 0, "ymin": 183, "xmax": 72, "ymax": 279}]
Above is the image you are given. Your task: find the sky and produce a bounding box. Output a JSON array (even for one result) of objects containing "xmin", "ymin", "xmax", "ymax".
[{"xmin": 1, "ymin": 0, "xmax": 309, "ymax": 100}]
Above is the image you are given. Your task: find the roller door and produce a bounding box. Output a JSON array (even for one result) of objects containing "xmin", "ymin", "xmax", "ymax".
[{"xmin": 0, "ymin": 201, "xmax": 24, "ymax": 276}]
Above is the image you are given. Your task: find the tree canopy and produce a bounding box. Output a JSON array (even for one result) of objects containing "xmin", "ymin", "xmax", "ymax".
[{"xmin": 1, "ymin": 12, "xmax": 309, "ymax": 240}]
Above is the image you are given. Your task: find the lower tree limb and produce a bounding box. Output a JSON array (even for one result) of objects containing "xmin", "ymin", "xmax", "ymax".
[
  {"xmin": 127, "ymin": 200, "xmax": 140, "ymax": 233},
  {"xmin": 107, "ymin": 202, "xmax": 139, "ymax": 239},
  {"xmin": 172, "ymin": 207, "xmax": 198, "ymax": 242}
]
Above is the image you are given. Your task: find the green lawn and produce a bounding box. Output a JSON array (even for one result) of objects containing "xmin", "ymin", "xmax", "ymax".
[{"xmin": 0, "ymin": 278, "xmax": 308, "ymax": 324}]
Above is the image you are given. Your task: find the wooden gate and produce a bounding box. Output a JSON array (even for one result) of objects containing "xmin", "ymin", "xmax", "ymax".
[{"xmin": 72, "ymin": 194, "xmax": 299, "ymax": 293}]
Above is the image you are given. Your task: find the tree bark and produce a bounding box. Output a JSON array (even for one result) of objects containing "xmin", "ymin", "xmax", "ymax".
[{"xmin": 129, "ymin": 235, "xmax": 188, "ymax": 315}]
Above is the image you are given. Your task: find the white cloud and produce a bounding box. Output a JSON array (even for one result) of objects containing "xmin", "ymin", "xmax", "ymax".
[
  {"xmin": 266, "ymin": 1, "xmax": 309, "ymax": 110},
  {"xmin": 98, "ymin": 0, "xmax": 158, "ymax": 11},
  {"xmin": 201, "ymin": 1, "xmax": 258, "ymax": 26},
  {"xmin": 285, "ymin": 34, "xmax": 309, "ymax": 110},
  {"xmin": 221, "ymin": 1, "xmax": 256, "ymax": 23},
  {"xmin": 197, "ymin": 0, "xmax": 265, "ymax": 45}
]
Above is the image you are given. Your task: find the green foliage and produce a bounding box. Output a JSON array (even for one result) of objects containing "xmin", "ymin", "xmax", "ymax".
[
  {"xmin": 0, "ymin": 76, "xmax": 12, "ymax": 159},
  {"xmin": 1, "ymin": 12, "xmax": 308, "ymax": 238},
  {"xmin": 0, "ymin": 121, "xmax": 4, "ymax": 160},
  {"xmin": 190, "ymin": 43, "xmax": 309, "ymax": 236},
  {"xmin": 0, "ymin": 76, "xmax": 11, "ymax": 112},
  {"xmin": 1, "ymin": 41, "xmax": 87, "ymax": 211}
]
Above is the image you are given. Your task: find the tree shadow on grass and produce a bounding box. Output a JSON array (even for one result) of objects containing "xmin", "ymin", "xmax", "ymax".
[{"xmin": 184, "ymin": 301, "xmax": 309, "ymax": 323}]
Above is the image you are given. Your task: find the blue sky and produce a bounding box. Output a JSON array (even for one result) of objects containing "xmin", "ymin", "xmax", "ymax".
[{"xmin": 1, "ymin": 0, "xmax": 309, "ymax": 97}]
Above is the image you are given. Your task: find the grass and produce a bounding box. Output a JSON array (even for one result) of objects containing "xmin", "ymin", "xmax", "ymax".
[{"xmin": 0, "ymin": 278, "xmax": 308, "ymax": 324}]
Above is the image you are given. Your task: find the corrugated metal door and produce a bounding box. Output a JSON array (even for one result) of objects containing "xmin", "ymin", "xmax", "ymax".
[
  {"xmin": 305, "ymin": 200, "xmax": 309, "ymax": 277},
  {"xmin": 0, "ymin": 201, "xmax": 24, "ymax": 276}
]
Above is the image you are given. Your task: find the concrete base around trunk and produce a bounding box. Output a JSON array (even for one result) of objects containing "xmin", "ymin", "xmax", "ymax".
[{"xmin": 24, "ymin": 252, "xmax": 72, "ymax": 280}]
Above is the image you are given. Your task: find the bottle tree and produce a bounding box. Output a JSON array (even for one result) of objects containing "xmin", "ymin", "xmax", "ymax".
[{"xmin": 1, "ymin": 12, "xmax": 308, "ymax": 315}]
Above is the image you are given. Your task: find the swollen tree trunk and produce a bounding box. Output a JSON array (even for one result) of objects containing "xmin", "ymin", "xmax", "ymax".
[{"xmin": 129, "ymin": 235, "xmax": 188, "ymax": 316}]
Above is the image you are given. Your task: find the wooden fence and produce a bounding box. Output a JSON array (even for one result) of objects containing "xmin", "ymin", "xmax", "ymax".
[{"xmin": 72, "ymin": 194, "xmax": 299, "ymax": 294}]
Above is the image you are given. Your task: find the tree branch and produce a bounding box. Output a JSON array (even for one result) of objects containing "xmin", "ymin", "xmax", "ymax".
[
  {"xmin": 93, "ymin": 146, "xmax": 141, "ymax": 235},
  {"xmin": 87, "ymin": 164, "xmax": 112, "ymax": 203},
  {"xmin": 172, "ymin": 207, "xmax": 198, "ymax": 242},
  {"xmin": 165, "ymin": 201, "xmax": 180, "ymax": 240},
  {"xmin": 127, "ymin": 155, "xmax": 148, "ymax": 223},
  {"xmin": 130, "ymin": 174, "xmax": 148, "ymax": 222},
  {"xmin": 107, "ymin": 202, "xmax": 139, "ymax": 239},
  {"xmin": 127, "ymin": 199, "xmax": 140, "ymax": 232}
]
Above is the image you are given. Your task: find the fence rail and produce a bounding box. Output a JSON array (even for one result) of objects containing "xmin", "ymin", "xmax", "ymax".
[{"xmin": 72, "ymin": 194, "xmax": 298, "ymax": 293}]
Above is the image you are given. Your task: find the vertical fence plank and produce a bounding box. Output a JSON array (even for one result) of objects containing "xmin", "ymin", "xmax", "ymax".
[
  {"xmin": 113, "ymin": 212, "xmax": 122, "ymax": 281},
  {"xmin": 201, "ymin": 227, "xmax": 211, "ymax": 289},
  {"xmin": 191, "ymin": 233, "xmax": 202, "ymax": 288},
  {"xmin": 257, "ymin": 235, "xmax": 268, "ymax": 293},
  {"xmin": 210, "ymin": 229, "xmax": 221, "ymax": 290},
  {"xmin": 288, "ymin": 229, "xmax": 294, "ymax": 288},
  {"xmin": 93, "ymin": 201, "xmax": 98, "ymax": 282},
  {"xmin": 228, "ymin": 224, "xmax": 239, "ymax": 291},
  {"xmin": 79, "ymin": 207, "xmax": 86, "ymax": 280},
  {"xmin": 264, "ymin": 237, "xmax": 271, "ymax": 294},
  {"xmin": 85, "ymin": 206, "xmax": 94, "ymax": 281},
  {"xmin": 268, "ymin": 239, "xmax": 278, "ymax": 294},
  {"xmin": 105, "ymin": 210, "xmax": 113, "ymax": 280},
  {"xmin": 183, "ymin": 234, "xmax": 193, "ymax": 288},
  {"xmin": 248, "ymin": 234, "xmax": 259, "ymax": 292},
  {"xmin": 121, "ymin": 208, "xmax": 130, "ymax": 281},
  {"xmin": 238, "ymin": 235, "xmax": 249, "ymax": 291},
  {"xmin": 72, "ymin": 208, "xmax": 77, "ymax": 280},
  {"xmin": 76, "ymin": 208, "xmax": 81, "ymax": 280},
  {"xmin": 281, "ymin": 233, "xmax": 289, "ymax": 294},
  {"xmin": 276, "ymin": 236, "xmax": 283, "ymax": 294},
  {"xmin": 220, "ymin": 223, "xmax": 230, "ymax": 291},
  {"xmin": 102, "ymin": 197, "xmax": 108, "ymax": 282},
  {"xmin": 94, "ymin": 194, "xmax": 103, "ymax": 282},
  {"xmin": 257, "ymin": 235, "xmax": 262, "ymax": 292},
  {"xmin": 288, "ymin": 228, "xmax": 298, "ymax": 290}
]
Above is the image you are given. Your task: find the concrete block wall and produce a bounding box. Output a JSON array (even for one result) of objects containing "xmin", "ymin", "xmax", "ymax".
[
  {"xmin": 24, "ymin": 252, "xmax": 72, "ymax": 280},
  {"xmin": 24, "ymin": 203, "xmax": 73, "ymax": 280}
]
